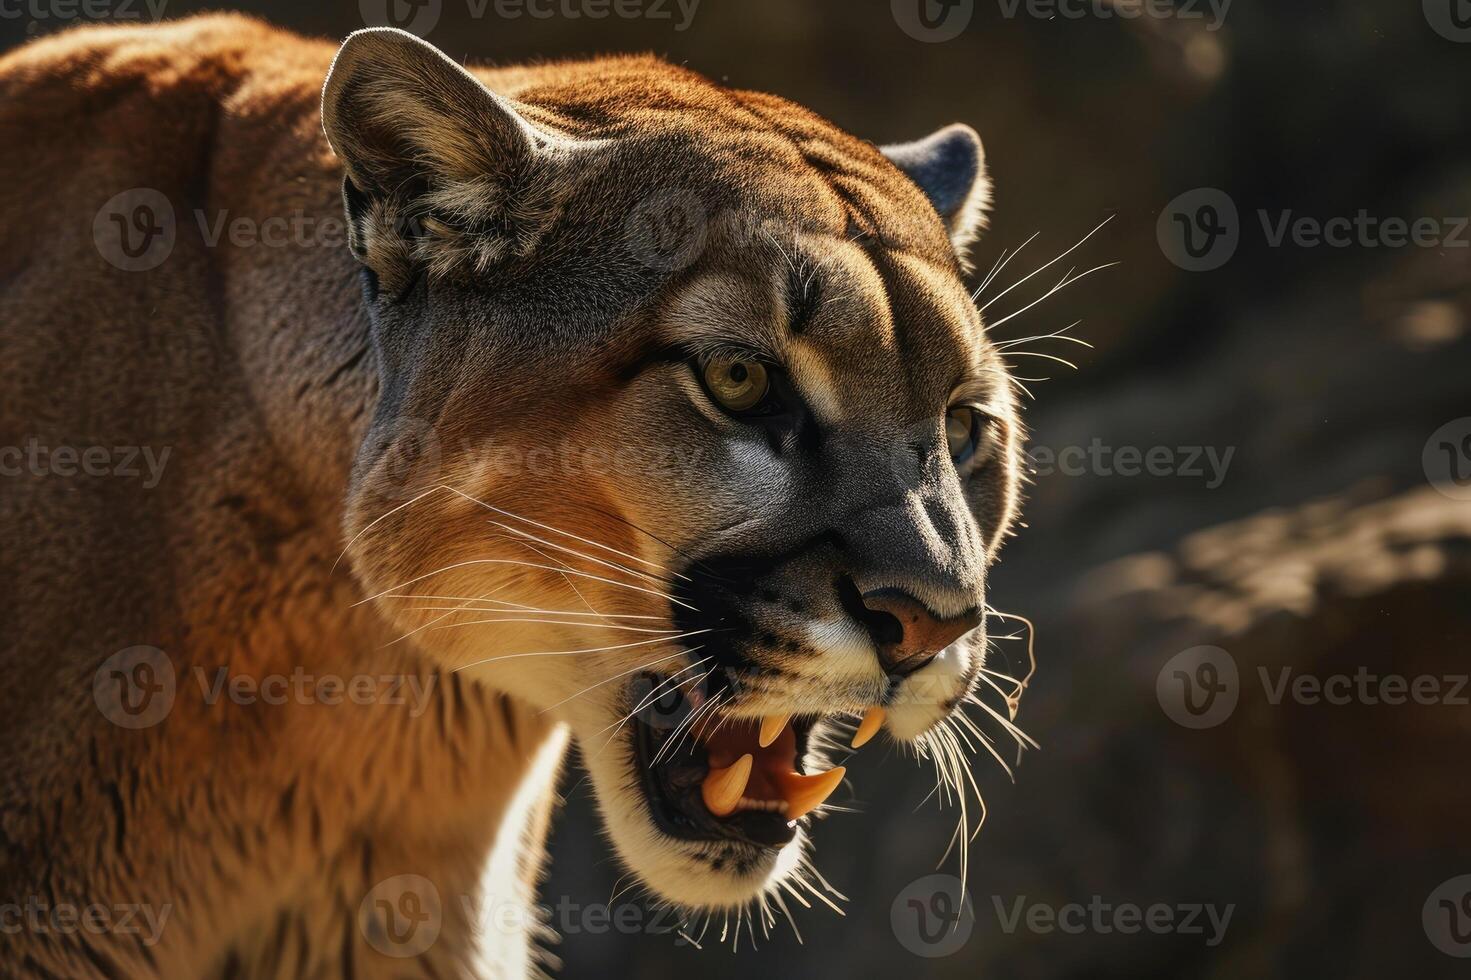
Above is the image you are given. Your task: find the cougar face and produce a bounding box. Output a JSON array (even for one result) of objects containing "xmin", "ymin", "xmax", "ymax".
[{"xmin": 324, "ymin": 28, "xmax": 1022, "ymax": 911}]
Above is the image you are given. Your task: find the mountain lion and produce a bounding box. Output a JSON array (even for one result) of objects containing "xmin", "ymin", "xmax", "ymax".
[{"xmin": 0, "ymin": 14, "xmax": 1023, "ymax": 977}]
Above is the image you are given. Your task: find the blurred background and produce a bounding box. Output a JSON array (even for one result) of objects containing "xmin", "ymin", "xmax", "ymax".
[{"xmin": 7, "ymin": 0, "xmax": 1469, "ymax": 976}]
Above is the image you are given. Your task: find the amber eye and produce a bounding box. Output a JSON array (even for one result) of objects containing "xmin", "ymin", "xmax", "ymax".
[
  {"xmin": 702, "ymin": 358, "xmax": 771, "ymax": 413},
  {"xmin": 946, "ymin": 406, "xmax": 981, "ymax": 462}
]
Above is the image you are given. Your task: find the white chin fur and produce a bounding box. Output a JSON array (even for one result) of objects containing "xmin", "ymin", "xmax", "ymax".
[
  {"xmin": 885, "ymin": 635, "xmax": 976, "ymax": 742},
  {"xmin": 573, "ymin": 715, "xmax": 806, "ymax": 910}
]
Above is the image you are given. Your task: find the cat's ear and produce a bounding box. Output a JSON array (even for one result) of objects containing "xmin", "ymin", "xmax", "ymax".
[
  {"xmin": 882, "ymin": 124, "xmax": 991, "ymax": 265},
  {"xmin": 321, "ymin": 28, "xmax": 563, "ymax": 294}
]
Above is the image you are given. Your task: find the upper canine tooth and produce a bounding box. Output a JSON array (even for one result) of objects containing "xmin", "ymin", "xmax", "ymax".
[
  {"xmin": 851, "ymin": 706, "xmax": 886, "ymax": 749},
  {"xmin": 775, "ymin": 767, "xmax": 846, "ymax": 821},
  {"xmin": 758, "ymin": 714, "xmax": 790, "ymax": 748},
  {"xmin": 701, "ymin": 754, "xmax": 753, "ymax": 818}
]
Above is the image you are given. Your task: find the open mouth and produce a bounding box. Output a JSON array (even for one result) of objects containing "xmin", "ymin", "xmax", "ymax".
[{"xmin": 631, "ymin": 673, "xmax": 886, "ymax": 850}]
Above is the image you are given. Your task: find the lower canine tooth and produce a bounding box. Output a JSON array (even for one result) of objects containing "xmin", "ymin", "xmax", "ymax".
[
  {"xmin": 758, "ymin": 714, "xmax": 790, "ymax": 748},
  {"xmin": 701, "ymin": 754, "xmax": 753, "ymax": 818},
  {"xmin": 775, "ymin": 767, "xmax": 846, "ymax": 820},
  {"xmin": 851, "ymin": 706, "xmax": 886, "ymax": 748}
]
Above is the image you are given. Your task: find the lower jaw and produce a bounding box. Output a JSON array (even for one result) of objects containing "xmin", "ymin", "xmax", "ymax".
[
  {"xmin": 651, "ymin": 798, "xmax": 798, "ymax": 849},
  {"xmin": 636, "ymin": 751, "xmax": 801, "ymax": 851},
  {"xmin": 642, "ymin": 829, "xmax": 804, "ymax": 911}
]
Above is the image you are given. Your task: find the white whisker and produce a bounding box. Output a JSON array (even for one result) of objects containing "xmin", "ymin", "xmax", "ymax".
[
  {"xmin": 354, "ymin": 557, "xmax": 694, "ymax": 612},
  {"xmin": 480, "ymin": 519, "xmax": 669, "ymax": 588},
  {"xmin": 987, "ymin": 260, "xmax": 1118, "ymax": 333},
  {"xmin": 332, "ymin": 484, "xmax": 447, "ymax": 575},
  {"xmin": 379, "ymin": 595, "xmax": 663, "ymax": 620},
  {"xmin": 439, "ymin": 484, "xmax": 684, "ymax": 579},
  {"xmin": 1003, "ymin": 350, "xmax": 1079, "ymax": 370},
  {"xmin": 973, "ymin": 230, "xmax": 1038, "ymax": 301},
  {"xmin": 407, "ymin": 613, "xmax": 681, "ymax": 634},
  {"xmin": 980, "ymin": 214, "xmax": 1114, "ymax": 313},
  {"xmin": 450, "ymin": 631, "xmax": 709, "ymax": 673},
  {"xmin": 994, "ymin": 319, "xmax": 1092, "ymax": 350}
]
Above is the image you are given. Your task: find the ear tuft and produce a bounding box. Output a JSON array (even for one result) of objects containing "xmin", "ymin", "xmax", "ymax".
[
  {"xmin": 882, "ymin": 123, "xmax": 991, "ymax": 266},
  {"xmin": 321, "ymin": 28, "xmax": 561, "ymax": 294}
]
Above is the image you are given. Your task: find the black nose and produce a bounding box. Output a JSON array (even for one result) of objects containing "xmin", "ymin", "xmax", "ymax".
[{"xmin": 854, "ymin": 588, "xmax": 982, "ymax": 677}]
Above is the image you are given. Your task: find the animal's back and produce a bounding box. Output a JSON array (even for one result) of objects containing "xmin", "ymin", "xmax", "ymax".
[
  {"xmin": 0, "ymin": 14, "xmax": 365, "ymax": 917},
  {"xmin": 0, "ymin": 12, "xmax": 336, "ymax": 709},
  {"xmin": 0, "ymin": 24, "xmax": 567, "ymax": 977}
]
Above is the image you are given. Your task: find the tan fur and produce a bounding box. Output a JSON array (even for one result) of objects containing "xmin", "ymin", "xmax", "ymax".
[
  {"xmin": 0, "ymin": 14, "xmax": 1022, "ymax": 977},
  {"xmin": 0, "ymin": 17, "xmax": 567, "ymax": 977}
]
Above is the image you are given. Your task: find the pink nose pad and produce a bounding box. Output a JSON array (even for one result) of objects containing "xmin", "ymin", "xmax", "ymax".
[{"xmin": 859, "ymin": 589, "xmax": 982, "ymax": 677}]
